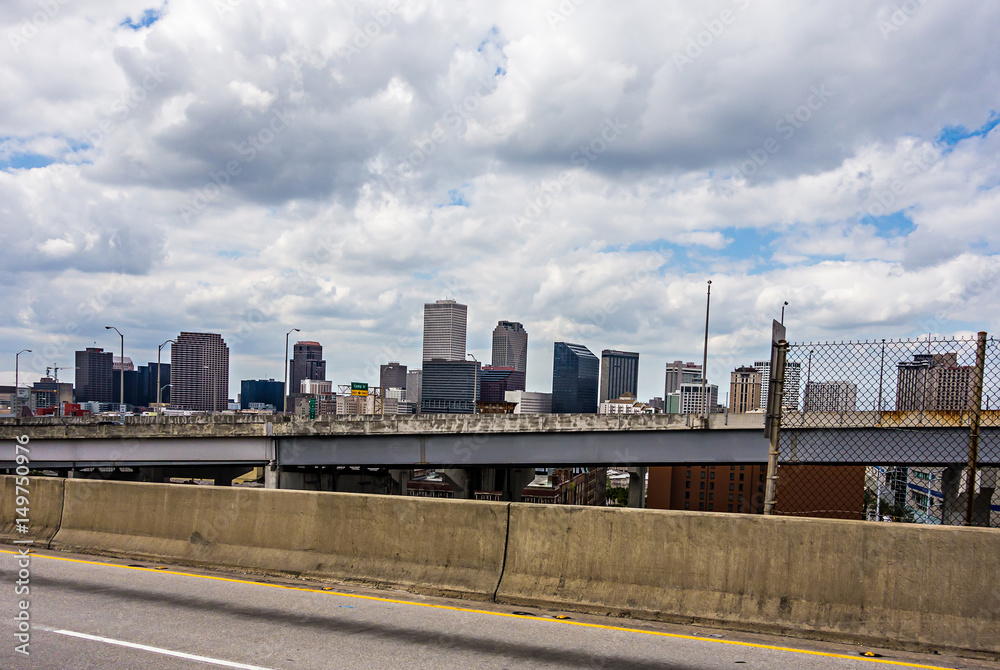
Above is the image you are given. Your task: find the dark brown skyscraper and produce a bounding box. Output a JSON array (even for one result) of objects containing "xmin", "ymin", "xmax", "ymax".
[
  {"xmin": 492, "ymin": 321, "xmax": 528, "ymax": 375},
  {"xmin": 171, "ymin": 332, "xmax": 229, "ymax": 412},
  {"xmin": 290, "ymin": 341, "xmax": 326, "ymax": 395},
  {"xmin": 74, "ymin": 347, "xmax": 114, "ymax": 403},
  {"xmin": 380, "ymin": 362, "xmax": 407, "ymax": 389}
]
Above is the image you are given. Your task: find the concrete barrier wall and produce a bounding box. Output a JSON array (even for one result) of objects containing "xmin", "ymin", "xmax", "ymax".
[
  {"xmin": 51, "ymin": 479, "xmax": 508, "ymax": 599},
  {"xmin": 495, "ymin": 504, "xmax": 1000, "ymax": 654},
  {"xmin": 0, "ymin": 476, "xmax": 65, "ymax": 547}
]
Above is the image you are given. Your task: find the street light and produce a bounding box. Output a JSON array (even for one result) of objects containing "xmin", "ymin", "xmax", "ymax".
[
  {"xmin": 15, "ymin": 349, "xmax": 31, "ymax": 417},
  {"xmin": 284, "ymin": 328, "xmax": 300, "ymax": 413},
  {"xmin": 701, "ymin": 280, "xmax": 712, "ymax": 421},
  {"xmin": 157, "ymin": 339, "xmax": 176, "ymax": 413},
  {"xmin": 105, "ymin": 326, "xmax": 124, "ymax": 418},
  {"xmin": 781, "ymin": 301, "xmax": 788, "ymax": 324}
]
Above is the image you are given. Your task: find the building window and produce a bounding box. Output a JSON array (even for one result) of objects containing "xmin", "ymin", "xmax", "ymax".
[
  {"xmin": 685, "ymin": 481, "xmax": 691, "ymax": 489},
  {"xmin": 709, "ymin": 471, "xmax": 715, "ymax": 479},
  {"xmin": 739, "ymin": 484, "xmax": 744, "ymax": 492},
  {"xmin": 709, "ymin": 482, "xmax": 714, "ymax": 490},
  {"xmin": 708, "ymin": 503, "xmax": 714, "ymax": 510},
  {"xmin": 684, "ymin": 502, "xmax": 690, "ymax": 509},
  {"xmin": 730, "ymin": 466, "xmax": 735, "ymax": 470},
  {"xmin": 728, "ymin": 494, "xmax": 734, "ymax": 501},
  {"xmin": 740, "ymin": 465, "xmax": 745, "ymax": 471},
  {"xmin": 700, "ymin": 492, "xmax": 705, "ymax": 500},
  {"xmin": 700, "ymin": 482, "xmax": 705, "ymax": 489},
  {"xmin": 738, "ymin": 495, "xmax": 744, "ymax": 503},
  {"xmin": 701, "ymin": 471, "xmax": 706, "ymax": 479},
  {"xmin": 730, "ymin": 473, "xmax": 735, "ymax": 480},
  {"xmin": 739, "ymin": 474, "xmax": 745, "ymax": 481},
  {"xmin": 686, "ymin": 470, "xmax": 691, "ymax": 478},
  {"xmin": 728, "ymin": 504, "xmax": 733, "ymax": 512},
  {"xmin": 708, "ymin": 493, "xmax": 714, "ymax": 501},
  {"xmin": 698, "ymin": 503, "xmax": 704, "ymax": 510},
  {"xmin": 729, "ymin": 483, "xmax": 734, "ymax": 491},
  {"xmin": 685, "ymin": 491, "xmax": 690, "ymax": 499}
]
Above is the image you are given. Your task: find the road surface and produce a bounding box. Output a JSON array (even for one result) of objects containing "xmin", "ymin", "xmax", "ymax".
[{"xmin": 1, "ymin": 548, "xmax": 994, "ymax": 669}]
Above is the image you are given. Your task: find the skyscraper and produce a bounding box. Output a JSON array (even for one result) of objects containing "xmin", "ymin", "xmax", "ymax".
[
  {"xmin": 664, "ymin": 361, "xmax": 702, "ymax": 399},
  {"xmin": 380, "ymin": 362, "xmax": 408, "ymax": 389},
  {"xmin": 492, "ymin": 321, "xmax": 528, "ymax": 375},
  {"xmin": 406, "ymin": 370, "xmax": 422, "ymax": 405},
  {"xmin": 551, "ymin": 342, "xmax": 599, "ymax": 414},
  {"xmin": 171, "ymin": 332, "xmax": 230, "ymax": 412},
  {"xmin": 805, "ymin": 381, "xmax": 858, "ymax": 412},
  {"xmin": 599, "ymin": 349, "xmax": 639, "ymax": 403},
  {"xmin": 895, "ymin": 353, "xmax": 972, "ymax": 411},
  {"xmin": 74, "ymin": 347, "xmax": 114, "ymax": 403},
  {"xmin": 241, "ymin": 379, "xmax": 284, "ymax": 410},
  {"xmin": 754, "ymin": 360, "xmax": 802, "ymax": 410},
  {"xmin": 290, "ymin": 341, "xmax": 326, "ymax": 399},
  {"xmin": 729, "ymin": 366, "xmax": 762, "ymax": 413},
  {"xmin": 422, "ymin": 299, "xmax": 467, "ymax": 362},
  {"xmin": 479, "ymin": 366, "xmax": 527, "ymax": 402},
  {"xmin": 420, "ymin": 360, "xmax": 480, "ymax": 414}
]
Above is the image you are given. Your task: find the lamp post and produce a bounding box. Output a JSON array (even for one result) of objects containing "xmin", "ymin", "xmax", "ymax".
[
  {"xmin": 157, "ymin": 339, "xmax": 176, "ymax": 413},
  {"xmin": 701, "ymin": 280, "xmax": 712, "ymax": 421},
  {"xmin": 781, "ymin": 301, "xmax": 788, "ymax": 324},
  {"xmin": 284, "ymin": 328, "xmax": 300, "ymax": 413},
  {"xmin": 15, "ymin": 349, "xmax": 31, "ymax": 417},
  {"xmin": 105, "ymin": 326, "xmax": 124, "ymax": 418}
]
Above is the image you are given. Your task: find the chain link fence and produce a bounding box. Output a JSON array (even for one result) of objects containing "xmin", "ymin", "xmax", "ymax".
[{"xmin": 769, "ymin": 333, "xmax": 999, "ymax": 527}]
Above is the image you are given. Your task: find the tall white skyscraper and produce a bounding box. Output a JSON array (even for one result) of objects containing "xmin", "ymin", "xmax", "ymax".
[
  {"xmin": 422, "ymin": 299, "xmax": 467, "ymax": 362},
  {"xmin": 754, "ymin": 360, "xmax": 802, "ymax": 410}
]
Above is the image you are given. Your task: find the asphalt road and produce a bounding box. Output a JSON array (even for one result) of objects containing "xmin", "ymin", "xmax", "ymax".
[{"xmin": 1, "ymin": 548, "xmax": 995, "ymax": 670}]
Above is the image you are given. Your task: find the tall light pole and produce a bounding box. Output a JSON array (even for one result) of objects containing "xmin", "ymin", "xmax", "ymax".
[
  {"xmin": 702, "ymin": 280, "xmax": 712, "ymax": 421},
  {"xmin": 157, "ymin": 339, "xmax": 176, "ymax": 413},
  {"xmin": 105, "ymin": 326, "xmax": 124, "ymax": 418},
  {"xmin": 15, "ymin": 349, "xmax": 31, "ymax": 417},
  {"xmin": 284, "ymin": 328, "xmax": 300, "ymax": 413}
]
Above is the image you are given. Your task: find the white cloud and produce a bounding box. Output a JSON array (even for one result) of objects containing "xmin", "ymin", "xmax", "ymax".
[{"xmin": 2, "ymin": 0, "xmax": 1000, "ymax": 403}]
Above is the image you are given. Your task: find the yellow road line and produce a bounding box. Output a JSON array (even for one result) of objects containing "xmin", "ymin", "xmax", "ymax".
[{"xmin": 2, "ymin": 549, "xmax": 959, "ymax": 670}]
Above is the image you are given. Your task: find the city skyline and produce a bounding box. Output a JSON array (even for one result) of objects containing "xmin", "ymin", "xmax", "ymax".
[{"xmin": 3, "ymin": 4, "xmax": 999, "ymax": 410}]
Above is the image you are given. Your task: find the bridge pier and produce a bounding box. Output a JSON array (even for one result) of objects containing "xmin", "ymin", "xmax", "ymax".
[{"xmin": 627, "ymin": 467, "xmax": 648, "ymax": 508}]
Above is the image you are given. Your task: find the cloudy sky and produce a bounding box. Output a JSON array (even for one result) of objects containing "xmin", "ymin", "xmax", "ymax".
[{"xmin": 2, "ymin": 0, "xmax": 999, "ymax": 402}]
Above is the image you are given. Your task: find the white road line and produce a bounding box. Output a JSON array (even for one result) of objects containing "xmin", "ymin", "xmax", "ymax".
[{"xmin": 38, "ymin": 626, "xmax": 276, "ymax": 670}]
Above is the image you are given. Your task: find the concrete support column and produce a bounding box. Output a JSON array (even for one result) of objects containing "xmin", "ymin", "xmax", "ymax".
[
  {"xmin": 941, "ymin": 464, "xmax": 964, "ymax": 525},
  {"xmin": 389, "ymin": 469, "xmax": 411, "ymax": 496},
  {"xmin": 505, "ymin": 467, "xmax": 535, "ymax": 502},
  {"xmin": 438, "ymin": 469, "xmax": 472, "ymax": 499},
  {"xmin": 278, "ymin": 468, "xmax": 306, "ymax": 490},
  {"xmin": 628, "ymin": 467, "xmax": 648, "ymax": 508},
  {"xmin": 264, "ymin": 466, "xmax": 280, "ymax": 490}
]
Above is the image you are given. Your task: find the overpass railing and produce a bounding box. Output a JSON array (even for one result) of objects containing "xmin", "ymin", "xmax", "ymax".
[{"xmin": 769, "ymin": 332, "xmax": 999, "ymax": 528}]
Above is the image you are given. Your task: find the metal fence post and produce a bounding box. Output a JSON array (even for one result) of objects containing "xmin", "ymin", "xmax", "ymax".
[
  {"xmin": 763, "ymin": 339, "xmax": 788, "ymax": 515},
  {"xmin": 965, "ymin": 331, "xmax": 987, "ymax": 525}
]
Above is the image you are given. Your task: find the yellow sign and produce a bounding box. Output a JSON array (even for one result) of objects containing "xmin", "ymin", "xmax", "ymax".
[{"xmin": 351, "ymin": 389, "xmax": 368, "ymax": 397}]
